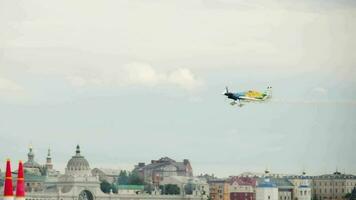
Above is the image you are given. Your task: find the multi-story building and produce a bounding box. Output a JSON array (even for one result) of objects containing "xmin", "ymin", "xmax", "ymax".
[
  {"xmin": 133, "ymin": 157, "xmax": 193, "ymax": 185},
  {"xmin": 228, "ymin": 176, "xmax": 256, "ymax": 200},
  {"xmin": 257, "ymin": 170, "xmax": 294, "ymax": 200},
  {"xmin": 311, "ymin": 171, "xmax": 356, "ymax": 200},
  {"xmin": 288, "ymin": 172, "xmax": 312, "ymax": 200},
  {"xmin": 208, "ymin": 179, "xmax": 230, "ymax": 200},
  {"xmin": 256, "ymin": 178, "xmax": 279, "ymax": 200}
]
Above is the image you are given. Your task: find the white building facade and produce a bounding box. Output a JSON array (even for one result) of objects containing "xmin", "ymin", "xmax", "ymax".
[{"xmin": 256, "ymin": 179, "xmax": 279, "ymax": 200}]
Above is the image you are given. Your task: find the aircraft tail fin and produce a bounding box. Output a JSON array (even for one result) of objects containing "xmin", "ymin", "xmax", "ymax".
[
  {"xmin": 264, "ymin": 86, "xmax": 272, "ymax": 100},
  {"xmin": 265, "ymin": 86, "xmax": 272, "ymax": 98}
]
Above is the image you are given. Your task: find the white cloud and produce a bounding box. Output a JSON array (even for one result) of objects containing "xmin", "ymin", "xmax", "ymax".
[
  {"xmin": 168, "ymin": 68, "xmax": 203, "ymax": 90},
  {"xmin": 0, "ymin": 77, "xmax": 26, "ymax": 101},
  {"xmin": 66, "ymin": 62, "xmax": 203, "ymax": 90},
  {"xmin": 0, "ymin": 78, "xmax": 23, "ymax": 94},
  {"xmin": 312, "ymin": 87, "xmax": 328, "ymax": 96},
  {"xmin": 123, "ymin": 62, "xmax": 164, "ymax": 86}
]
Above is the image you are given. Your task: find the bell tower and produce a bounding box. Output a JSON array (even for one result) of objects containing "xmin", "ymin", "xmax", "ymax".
[{"xmin": 45, "ymin": 148, "xmax": 53, "ymax": 170}]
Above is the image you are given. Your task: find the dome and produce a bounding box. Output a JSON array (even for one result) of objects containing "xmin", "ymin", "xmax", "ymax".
[
  {"xmin": 65, "ymin": 145, "xmax": 91, "ymax": 176},
  {"xmin": 24, "ymin": 146, "xmax": 41, "ymax": 169}
]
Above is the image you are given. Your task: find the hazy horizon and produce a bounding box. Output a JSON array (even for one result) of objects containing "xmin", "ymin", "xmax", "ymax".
[{"xmin": 0, "ymin": 0, "xmax": 355, "ymax": 177}]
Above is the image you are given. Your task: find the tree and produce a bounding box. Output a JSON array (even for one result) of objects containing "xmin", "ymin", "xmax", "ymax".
[
  {"xmin": 100, "ymin": 180, "xmax": 112, "ymax": 193},
  {"xmin": 159, "ymin": 184, "xmax": 180, "ymax": 195},
  {"xmin": 100, "ymin": 180, "xmax": 118, "ymax": 194},
  {"xmin": 111, "ymin": 183, "xmax": 118, "ymax": 194},
  {"xmin": 312, "ymin": 194, "xmax": 318, "ymax": 200},
  {"xmin": 118, "ymin": 170, "xmax": 129, "ymax": 185},
  {"xmin": 128, "ymin": 171, "xmax": 144, "ymax": 185},
  {"xmin": 350, "ymin": 187, "xmax": 356, "ymax": 200},
  {"xmin": 344, "ymin": 193, "xmax": 351, "ymax": 199}
]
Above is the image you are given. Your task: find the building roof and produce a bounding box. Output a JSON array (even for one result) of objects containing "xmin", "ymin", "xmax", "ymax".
[
  {"xmin": 229, "ymin": 176, "xmax": 257, "ymax": 186},
  {"xmin": 314, "ymin": 172, "xmax": 356, "ymax": 179},
  {"xmin": 257, "ymin": 178, "xmax": 277, "ymax": 188},
  {"xmin": 208, "ymin": 178, "xmax": 228, "ymax": 184},
  {"xmin": 257, "ymin": 178, "xmax": 293, "ymax": 188},
  {"xmin": 136, "ymin": 157, "xmax": 189, "ymax": 172},
  {"xmin": 24, "ymin": 173, "xmax": 47, "ymax": 182},
  {"xmin": 92, "ymin": 168, "xmax": 121, "ymax": 176}
]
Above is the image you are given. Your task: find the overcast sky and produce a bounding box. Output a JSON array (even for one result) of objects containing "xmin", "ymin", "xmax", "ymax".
[{"xmin": 0, "ymin": 0, "xmax": 355, "ymax": 177}]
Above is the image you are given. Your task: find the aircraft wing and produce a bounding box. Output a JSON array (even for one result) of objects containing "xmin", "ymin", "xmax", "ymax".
[{"xmin": 239, "ymin": 96, "xmax": 262, "ymax": 101}]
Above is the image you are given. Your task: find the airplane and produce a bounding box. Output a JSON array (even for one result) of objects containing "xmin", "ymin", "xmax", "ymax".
[{"xmin": 223, "ymin": 86, "xmax": 272, "ymax": 107}]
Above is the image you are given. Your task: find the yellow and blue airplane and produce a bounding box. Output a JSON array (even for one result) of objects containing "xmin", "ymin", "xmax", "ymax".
[{"xmin": 223, "ymin": 86, "xmax": 272, "ymax": 106}]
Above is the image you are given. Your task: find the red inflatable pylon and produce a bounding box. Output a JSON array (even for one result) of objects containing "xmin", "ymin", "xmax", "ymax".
[
  {"xmin": 3, "ymin": 159, "xmax": 14, "ymax": 200},
  {"xmin": 15, "ymin": 161, "xmax": 25, "ymax": 200}
]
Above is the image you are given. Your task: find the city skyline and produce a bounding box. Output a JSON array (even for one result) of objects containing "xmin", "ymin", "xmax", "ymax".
[
  {"xmin": 0, "ymin": 144, "xmax": 353, "ymax": 177},
  {"xmin": 1, "ymin": 0, "xmax": 356, "ymax": 177}
]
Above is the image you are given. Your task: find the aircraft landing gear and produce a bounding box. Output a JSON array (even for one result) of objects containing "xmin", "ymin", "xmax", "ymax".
[{"xmin": 230, "ymin": 101, "xmax": 244, "ymax": 107}]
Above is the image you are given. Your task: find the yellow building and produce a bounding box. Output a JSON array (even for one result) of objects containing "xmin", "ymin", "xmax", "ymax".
[
  {"xmin": 311, "ymin": 172, "xmax": 356, "ymax": 200},
  {"xmin": 208, "ymin": 179, "xmax": 230, "ymax": 200}
]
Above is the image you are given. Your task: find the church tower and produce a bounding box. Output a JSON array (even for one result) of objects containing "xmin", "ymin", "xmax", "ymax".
[
  {"xmin": 27, "ymin": 145, "xmax": 34, "ymax": 162},
  {"xmin": 296, "ymin": 171, "xmax": 311, "ymax": 200},
  {"xmin": 23, "ymin": 144, "xmax": 41, "ymax": 169},
  {"xmin": 45, "ymin": 148, "xmax": 53, "ymax": 170}
]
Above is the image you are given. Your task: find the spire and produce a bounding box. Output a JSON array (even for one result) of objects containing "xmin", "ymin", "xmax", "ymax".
[
  {"xmin": 75, "ymin": 144, "xmax": 81, "ymax": 156},
  {"xmin": 3, "ymin": 159, "xmax": 14, "ymax": 200},
  {"xmin": 27, "ymin": 145, "xmax": 34, "ymax": 162},
  {"xmin": 264, "ymin": 168, "xmax": 270, "ymax": 176},
  {"xmin": 46, "ymin": 148, "xmax": 53, "ymax": 170},
  {"xmin": 15, "ymin": 161, "xmax": 25, "ymax": 200}
]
